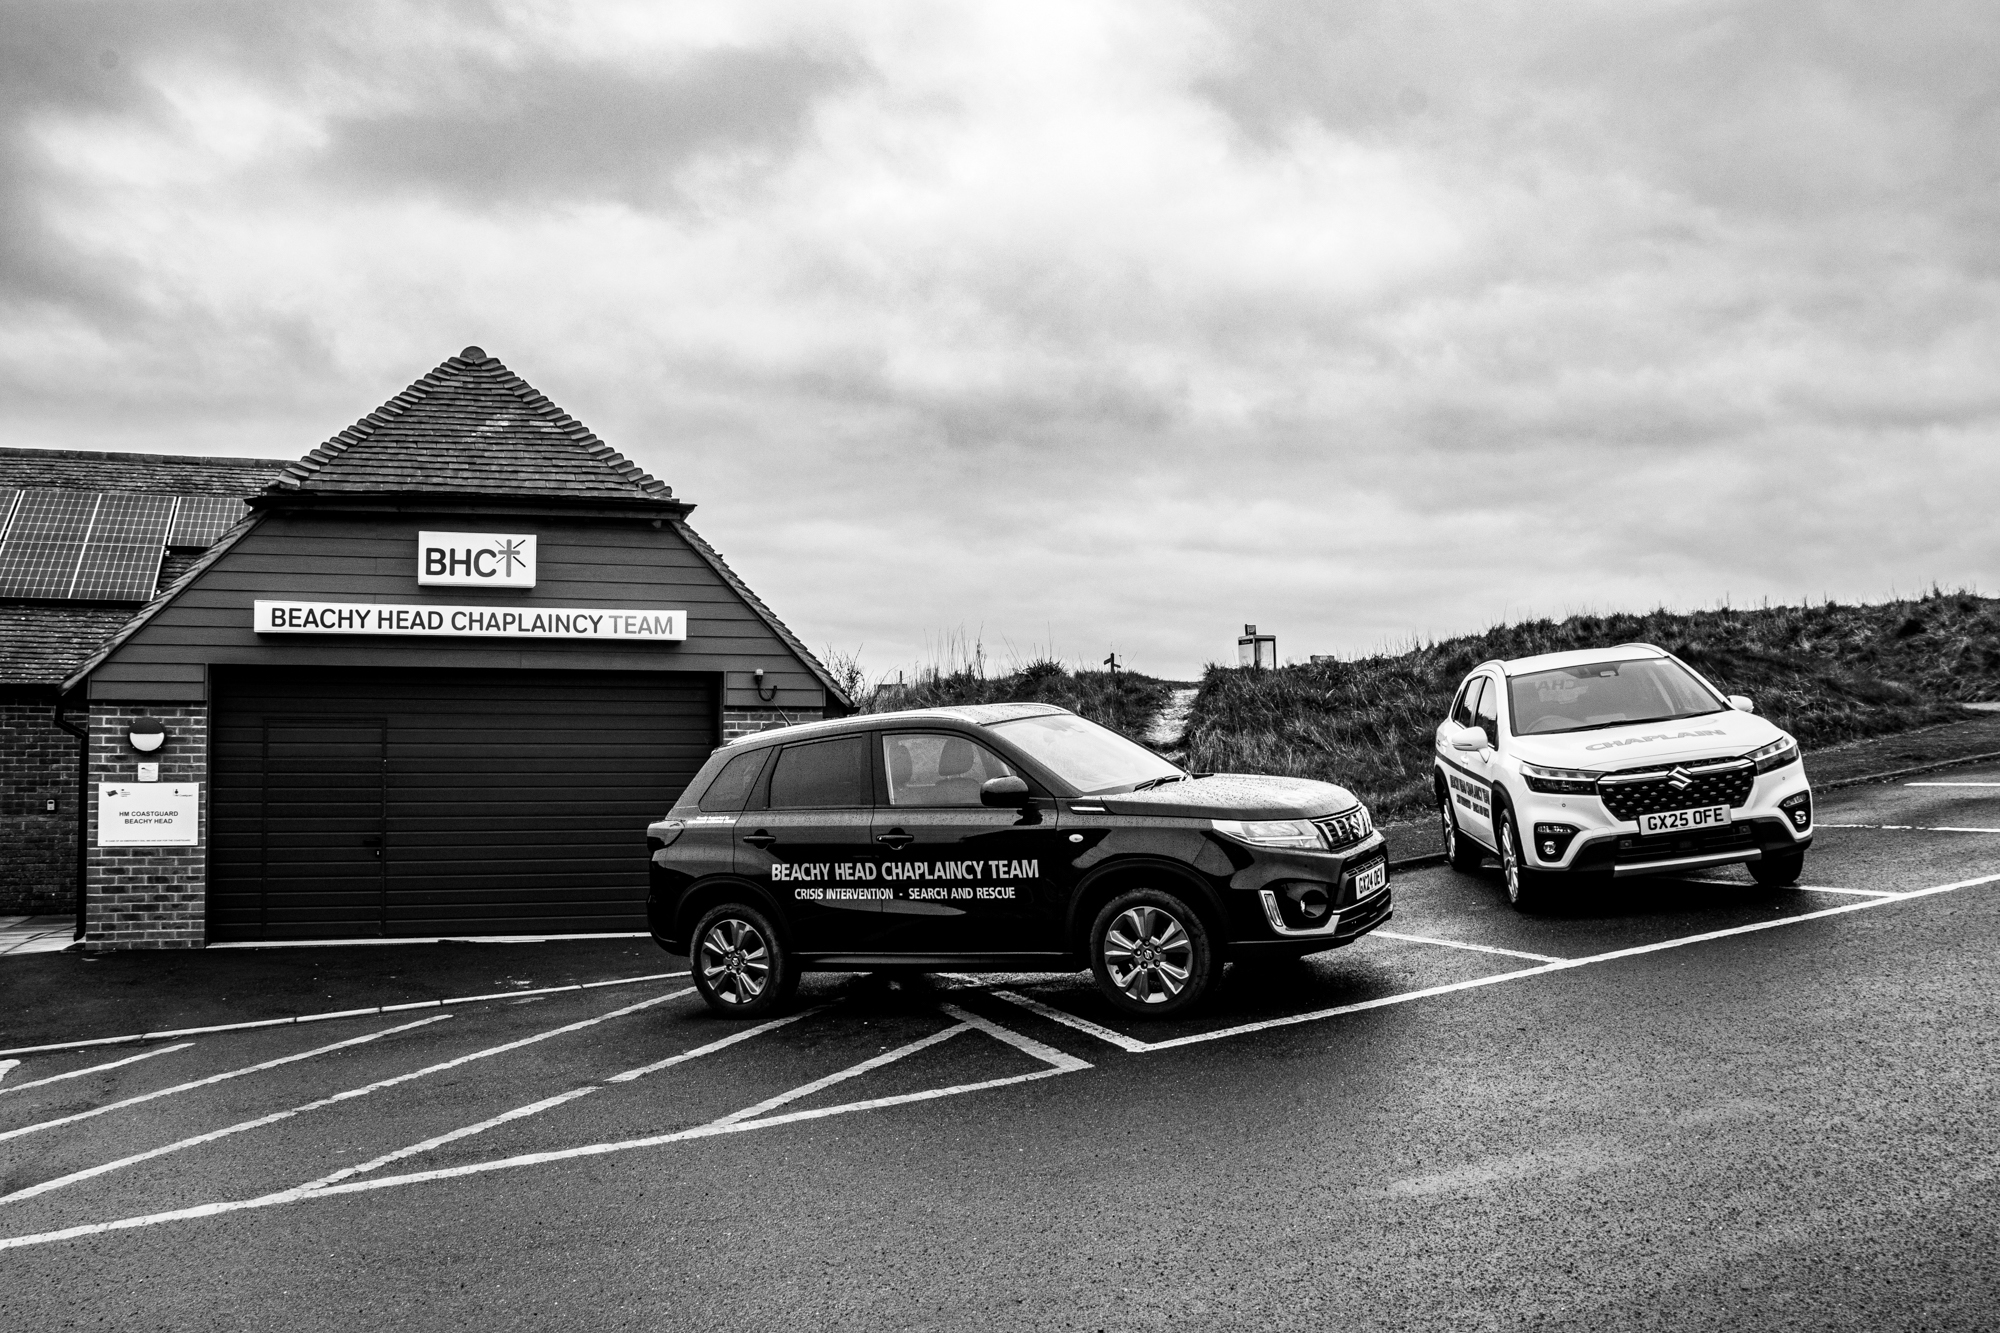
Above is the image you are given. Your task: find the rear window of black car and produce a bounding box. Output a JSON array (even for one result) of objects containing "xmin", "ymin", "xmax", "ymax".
[
  {"xmin": 697, "ymin": 748, "xmax": 769, "ymax": 813},
  {"xmin": 768, "ymin": 736, "xmax": 872, "ymax": 808}
]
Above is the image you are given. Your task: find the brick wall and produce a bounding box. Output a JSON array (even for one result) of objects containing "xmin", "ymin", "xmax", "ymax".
[
  {"xmin": 84, "ymin": 703, "xmax": 209, "ymax": 951},
  {"xmin": 721, "ymin": 706, "xmax": 824, "ymax": 743},
  {"xmin": 0, "ymin": 694, "xmax": 81, "ymax": 915}
]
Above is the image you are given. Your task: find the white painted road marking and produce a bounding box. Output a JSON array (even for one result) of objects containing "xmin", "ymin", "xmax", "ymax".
[
  {"xmin": 0, "ymin": 1044, "xmax": 195, "ymax": 1098},
  {"xmin": 0, "ymin": 991, "xmax": 692, "ymax": 1208},
  {"xmin": 711, "ymin": 1022, "xmax": 972, "ymax": 1128},
  {"xmin": 1796, "ymin": 885, "xmax": 1905, "ymax": 898},
  {"xmin": 0, "ymin": 1016, "xmax": 450, "ymax": 1145},
  {"xmin": 0, "ymin": 970, "xmax": 691, "ymax": 1060},
  {"xmin": 1821, "ymin": 823, "xmax": 2000, "ymax": 833},
  {"xmin": 5, "ymin": 875, "xmax": 1994, "ymax": 1253},
  {"xmin": 0, "ymin": 1061, "xmax": 15, "ymax": 1087},
  {"xmin": 1904, "ymin": 782, "xmax": 2000, "ymax": 787},
  {"xmin": 0, "ymin": 1009, "xmax": 1089, "ymax": 1252},
  {"xmin": 1000, "ymin": 872, "xmax": 2000, "ymax": 1054},
  {"xmin": 1373, "ymin": 931, "xmax": 1567, "ymax": 964},
  {"xmin": 302, "ymin": 1003, "xmax": 812, "ymax": 1191}
]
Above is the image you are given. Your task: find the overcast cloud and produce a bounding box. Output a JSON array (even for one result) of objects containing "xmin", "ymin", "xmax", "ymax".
[{"xmin": 2, "ymin": 0, "xmax": 1996, "ymax": 679}]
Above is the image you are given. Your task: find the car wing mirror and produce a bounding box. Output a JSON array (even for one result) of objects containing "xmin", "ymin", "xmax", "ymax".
[
  {"xmin": 1450, "ymin": 725, "xmax": 1490, "ymax": 753},
  {"xmin": 1728, "ymin": 694, "xmax": 1755, "ymax": 713},
  {"xmin": 980, "ymin": 775, "xmax": 1034, "ymax": 808}
]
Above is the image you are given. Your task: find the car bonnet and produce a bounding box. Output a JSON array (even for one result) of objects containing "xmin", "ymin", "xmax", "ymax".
[
  {"xmin": 1091, "ymin": 773, "xmax": 1360, "ymax": 819},
  {"xmin": 1506, "ymin": 707, "xmax": 1785, "ymax": 771}
]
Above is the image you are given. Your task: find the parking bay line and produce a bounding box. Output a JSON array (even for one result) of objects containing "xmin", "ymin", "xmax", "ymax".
[
  {"xmin": 1905, "ymin": 782, "xmax": 2000, "ymax": 787},
  {"xmin": 1371, "ymin": 931, "xmax": 1566, "ymax": 964},
  {"xmin": 0, "ymin": 1044, "xmax": 195, "ymax": 1098},
  {"xmin": 0, "ymin": 1008, "xmax": 1090, "ymax": 1252},
  {"xmin": 1820, "ymin": 823, "xmax": 2000, "ymax": 834},
  {"xmin": 0, "ymin": 991, "xmax": 692, "ymax": 1208},
  {"xmin": 0, "ymin": 970, "xmax": 691, "ymax": 1060},
  {"xmin": 0, "ymin": 1017, "xmax": 452, "ymax": 1145},
  {"xmin": 997, "ymin": 871, "xmax": 2000, "ymax": 1055}
]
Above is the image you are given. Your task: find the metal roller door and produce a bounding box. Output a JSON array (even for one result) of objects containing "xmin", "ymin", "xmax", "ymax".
[{"xmin": 210, "ymin": 667, "xmax": 715, "ymax": 941}]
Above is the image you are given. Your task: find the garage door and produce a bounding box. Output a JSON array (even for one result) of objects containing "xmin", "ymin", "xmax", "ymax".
[{"xmin": 210, "ymin": 667, "xmax": 715, "ymax": 941}]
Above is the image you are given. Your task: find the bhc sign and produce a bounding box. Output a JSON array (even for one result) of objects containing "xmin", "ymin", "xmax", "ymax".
[{"xmin": 418, "ymin": 531, "xmax": 537, "ymax": 588}]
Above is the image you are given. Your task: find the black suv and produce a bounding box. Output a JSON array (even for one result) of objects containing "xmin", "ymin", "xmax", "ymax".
[{"xmin": 648, "ymin": 704, "xmax": 1391, "ymax": 1017}]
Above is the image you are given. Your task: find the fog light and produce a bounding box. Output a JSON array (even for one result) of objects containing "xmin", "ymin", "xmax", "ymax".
[
  {"xmin": 1532, "ymin": 822, "xmax": 1578, "ymax": 861},
  {"xmin": 1779, "ymin": 791, "xmax": 1812, "ymax": 830},
  {"xmin": 1285, "ymin": 882, "xmax": 1332, "ymax": 921}
]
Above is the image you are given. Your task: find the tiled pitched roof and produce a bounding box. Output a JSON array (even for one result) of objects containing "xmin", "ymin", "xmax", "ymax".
[
  {"xmin": 0, "ymin": 604, "xmax": 139, "ymax": 686},
  {"xmin": 0, "ymin": 448, "xmax": 283, "ymax": 496},
  {"xmin": 275, "ymin": 347, "xmax": 675, "ymax": 502}
]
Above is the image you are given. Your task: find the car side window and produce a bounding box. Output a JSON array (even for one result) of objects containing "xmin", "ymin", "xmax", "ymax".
[
  {"xmin": 696, "ymin": 748, "xmax": 769, "ymax": 813},
  {"xmin": 882, "ymin": 733, "xmax": 1016, "ymax": 808},
  {"xmin": 1453, "ymin": 678, "xmax": 1482, "ymax": 729},
  {"xmin": 768, "ymin": 736, "xmax": 873, "ymax": 809},
  {"xmin": 1474, "ymin": 676, "xmax": 1501, "ymax": 739}
]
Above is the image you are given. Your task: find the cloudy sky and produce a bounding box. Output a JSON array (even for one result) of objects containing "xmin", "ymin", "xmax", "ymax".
[{"xmin": 3, "ymin": 1, "xmax": 1996, "ymax": 680}]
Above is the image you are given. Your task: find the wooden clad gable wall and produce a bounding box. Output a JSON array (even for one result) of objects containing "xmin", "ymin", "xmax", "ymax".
[{"xmin": 87, "ymin": 510, "xmax": 827, "ymax": 707}]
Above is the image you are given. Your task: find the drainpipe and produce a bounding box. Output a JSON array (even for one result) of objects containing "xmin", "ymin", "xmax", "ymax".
[{"xmin": 52, "ymin": 693, "xmax": 88, "ymax": 943}]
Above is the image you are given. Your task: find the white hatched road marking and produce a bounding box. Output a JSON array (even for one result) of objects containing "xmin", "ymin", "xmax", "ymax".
[
  {"xmin": 300, "ymin": 1005, "xmax": 814, "ymax": 1192},
  {"xmin": 0, "ymin": 991, "xmax": 691, "ymax": 1208},
  {"xmin": 0, "ymin": 1017, "xmax": 450, "ymax": 1145},
  {"xmin": 0, "ymin": 1007, "xmax": 1089, "ymax": 1252},
  {"xmin": 3, "ymin": 875, "xmax": 1993, "ymax": 1252},
  {"xmin": 0, "ymin": 970, "xmax": 690, "ymax": 1060},
  {"xmin": 1373, "ymin": 931, "xmax": 1566, "ymax": 963},
  {"xmin": 0, "ymin": 1044, "xmax": 195, "ymax": 1098}
]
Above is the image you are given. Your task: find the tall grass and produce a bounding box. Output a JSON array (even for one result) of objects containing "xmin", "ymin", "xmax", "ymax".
[
  {"xmin": 849, "ymin": 635, "xmax": 1177, "ymax": 741},
  {"xmin": 1185, "ymin": 589, "xmax": 2000, "ymax": 821}
]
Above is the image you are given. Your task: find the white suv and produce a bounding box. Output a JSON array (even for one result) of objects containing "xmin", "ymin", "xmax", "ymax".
[{"xmin": 1433, "ymin": 644, "xmax": 1814, "ymax": 908}]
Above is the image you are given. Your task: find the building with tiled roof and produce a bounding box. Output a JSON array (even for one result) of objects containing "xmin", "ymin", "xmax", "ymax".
[{"xmin": 3, "ymin": 348, "xmax": 848, "ymax": 940}]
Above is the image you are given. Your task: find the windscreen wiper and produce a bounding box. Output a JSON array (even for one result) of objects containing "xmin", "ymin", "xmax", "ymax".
[{"xmin": 1130, "ymin": 774, "xmax": 1192, "ymax": 791}]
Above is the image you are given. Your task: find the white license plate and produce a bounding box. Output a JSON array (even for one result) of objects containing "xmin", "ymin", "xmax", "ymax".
[
  {"xmin": 1350, "ymin": 861, "xmax": 1387, "ymax": 899},
  {"xmin": 1640, "ymin": 805, "xmax": 1731, "ymax": 836}
]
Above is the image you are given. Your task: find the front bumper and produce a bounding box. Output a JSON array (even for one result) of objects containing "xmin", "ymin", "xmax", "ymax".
[
  {"xmin": 1513, "ymin": 764, "xmax": 1814, "ymax": 878},
  {"xmin": 1219, "ymin": 830, "xmax": 1392, "ymax": 948}
]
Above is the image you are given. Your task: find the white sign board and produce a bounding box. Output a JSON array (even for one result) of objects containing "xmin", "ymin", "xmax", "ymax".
[
  {"xmin": 98, "ymin": 784, "xmax": 200, "ymax": 847},
  {"xmin": 254, "ymin": 600, "xmax": 686, "ymax": 641},
  {"xmin": 418, "ymin": 532, "xmax": 537, "ymax": 587}
]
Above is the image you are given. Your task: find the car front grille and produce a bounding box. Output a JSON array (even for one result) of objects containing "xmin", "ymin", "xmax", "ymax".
[
  {"xmin": 1598, "ymin": 759, "xmax": 1756, "ymax": 821},
  {"xmin": 1317, "ymin": 807, "xmax": 1372, "ymax": 850}
]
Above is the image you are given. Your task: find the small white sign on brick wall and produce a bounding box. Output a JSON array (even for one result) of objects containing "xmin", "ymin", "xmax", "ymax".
[{"xmin": 98, "ymin": 784, "xmax": 200, "ymax": 847}]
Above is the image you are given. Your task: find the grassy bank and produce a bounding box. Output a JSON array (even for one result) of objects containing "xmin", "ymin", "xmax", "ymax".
[
  {"xmin": 862, "ymin": 658, "xmax": 1178, "ymax": 741},
  {"xmin": 1184, "ymin": 590, "xmax": 2000, "ymax": 821}
]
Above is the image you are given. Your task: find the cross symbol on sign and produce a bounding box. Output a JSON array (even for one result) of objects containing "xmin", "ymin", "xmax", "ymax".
[{"xmin": 495, "ymin": 539, "xmax": 528, "ymax": 576}]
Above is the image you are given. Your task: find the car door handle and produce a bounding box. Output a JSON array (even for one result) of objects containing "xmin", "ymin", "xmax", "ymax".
[
  {"xmin": 741, "ymin": 830, "xmax": 777, "ymax": 850},
  {"xmin": 876, "ymin": 828, "xmax": 915, "ymax": 849}
]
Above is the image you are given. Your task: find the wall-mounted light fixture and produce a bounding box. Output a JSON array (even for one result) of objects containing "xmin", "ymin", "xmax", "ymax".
[
  {"xmin": 752, "ymin": 668, "xmax": 778, "ymax": 703},
  {"xmin": 127, "ymin": 717, "xmax": 167, "ymax": 753}
]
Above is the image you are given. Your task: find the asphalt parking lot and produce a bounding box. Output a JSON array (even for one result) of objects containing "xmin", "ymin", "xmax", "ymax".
[{"xmin": 3, "ymin": 770, "xmax": 1997, "ymax": 1331}]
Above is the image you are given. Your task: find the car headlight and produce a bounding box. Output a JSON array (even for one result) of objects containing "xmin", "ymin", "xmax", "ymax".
[
  {"xmin": 1745, "ymin": 737, "xmax": 1800, "ymax": 774},
  {"xmin": 1212, "ymin": 818, "xmax": 1323, "ymax": 849},
  {"xmin": 1520, "ymin": 763, "xmax": 1599, "ymax": 796}
]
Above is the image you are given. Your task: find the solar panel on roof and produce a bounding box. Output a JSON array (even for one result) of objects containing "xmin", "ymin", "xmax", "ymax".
[
  {"xmin": 167, "ymin": 493, "xmax": 249, "ymax": 547},
  {"xmin": 70, "ymin": 492, "xmax": 177, "ymax": 601},
  {"xmin": 0, "ymin": 489, "xmax": 99, "ymax": 599}
]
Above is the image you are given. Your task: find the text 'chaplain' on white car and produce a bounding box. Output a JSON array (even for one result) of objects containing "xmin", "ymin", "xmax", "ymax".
[{"xmin": 1433, "ymin": 643, "xmax": 1814, "ymax": 909}]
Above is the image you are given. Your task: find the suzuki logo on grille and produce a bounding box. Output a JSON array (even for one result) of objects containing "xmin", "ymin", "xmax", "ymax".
[{"xmin": 1665, "ymin": 767, "xmax": 1695, "ymax": 790}]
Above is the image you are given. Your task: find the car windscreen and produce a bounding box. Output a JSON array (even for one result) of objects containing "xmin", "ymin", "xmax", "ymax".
[
  {"xmin": 985, "ymin": 712, "xmax": 1182, "ymax": 794},
  {"xmin": 1508, "ymin": 658, "xmax": 1725, "ymax": 736}
]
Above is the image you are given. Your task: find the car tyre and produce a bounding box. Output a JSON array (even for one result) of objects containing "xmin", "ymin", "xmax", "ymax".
[
  {"xmin": 1498, "ymin": 810, "xmax": 1558, "ymax": 912},
  {"xmin": 1439, "ymin": 783, "xmax": 1485, "ymax": 873},
  {"xmin": 1089, "ymin": 888, "xmax": 1221, "ymax": 1018},
  {"xmin": 1749, "ymin": 850, "xmax": 1806, "ymax": 887},
  {"xmin": 690, "ymin": 901, "xmax": 798, "ymax": 1017}
]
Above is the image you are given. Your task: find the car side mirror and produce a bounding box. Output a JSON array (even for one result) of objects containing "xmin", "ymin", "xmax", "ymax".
[
  {"xmin": 1450, "ymin": 725, "xmax": 1490, "ymax": 753},
  {"xmin": 980, "ymin": 775, "xmax": 1034, "ymax": 808},
  {"xmin": 1728, "ymin": 694, "xmax": 1755, "ymax": 713}
]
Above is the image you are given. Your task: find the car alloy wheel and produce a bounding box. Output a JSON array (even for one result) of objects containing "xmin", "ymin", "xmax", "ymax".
[
  {"xmin": 1102, "ymin": 904, "xmax": 1194, "ymax": 1004},
  {"xmin": 1439, "ymin": 801, "xmax": 1458, "ymax": 862},
  {"xmin": 1500, "ymin": 824, "xmax": 1523, "ymax": 903},
  {"xmin": 698, "ymin": 916, "xmax": 770, "ymax": 1006}
]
